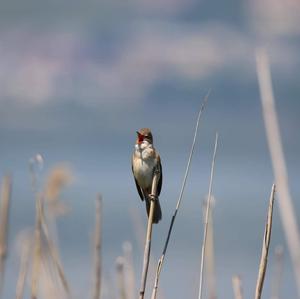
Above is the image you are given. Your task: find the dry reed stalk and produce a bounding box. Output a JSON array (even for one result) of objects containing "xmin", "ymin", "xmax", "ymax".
[
  {"xmin": 39, "ymin": 164, "xmax": 72, "ymax": 297},
  {"xmin": 15, "ymin": 231, "xmax": 34, "ymax": 299},
  {"xmin": 0, "ymin": 175, "xmax": 12, "ymax": 294},
  {"xmin": 202, "ymin": 196, "xmax": 217, "ymax": 299},
  {"xmin": 139, "ymin": 166, "xmax": 161, "ymax": 299},
  {"xmin": 116, "ymin": 257, "xmax": 127, "ymax": 299},
  {"xmin": 92, "ymin": 195, "xmax": 102, "ymax": 299},
  {"xmin": 31, "ymin": 198, "xmax": 70, "ymax": 298},
  {"xmin": 256, "ymin": 48, "xmax": 300, "ymax": 296},
  {"xmin": 40, "ymin": 208, "xmax": 70, "ymax": 296},
  {"xmin": 254, "ymin": 184, "xmax": 276, "ymax": 299},
  {"xmin": 129, "ymin": 207, "xmax": 166, "ymax": 299},
  {"xmin": 29, "ymin": 154, "xmax": 43, "ymax": 194},
  {"xmin": 122, "ymin": 242, "xmax": 136, "ymax": 299},
  {"xmin": 232, "ymin": 275, "xmax": 244, "ymax": 299},
  {"xmin": 198, "ymin": 133, "xmax": 218, "ymax": 299},
  {"xmin": 151, "ymin": 92, "xmax": 209, "ymax": 299},
  {"xmin": 29, "ymin": 156, "xmax": 43, "ymax": 299},
  {"xmin": 29, "ymin": 160, "xmax": 70, "ymax": 298},
  {"xmin": 39, "ymin": 249, "xmax": 66, "ymax": 299},
  {"xmin": 31, "ymin": 194, "xmax": 43, "ymax": 299},
  {"xmin": 271, "ymin": 245, "xmax": 284, "ymax": 299},
  {"xmin": 44, "ymin": 165, "xmax": 72, "ymax": 250}
]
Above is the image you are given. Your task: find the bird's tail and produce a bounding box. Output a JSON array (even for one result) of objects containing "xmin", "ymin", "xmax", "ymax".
[{"xmin": 145, "ymin": 197, "xmax": 162, "ymax": 224}]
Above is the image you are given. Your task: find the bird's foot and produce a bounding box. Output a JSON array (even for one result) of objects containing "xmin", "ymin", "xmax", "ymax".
[{"xmin": 149, "ymin": 194, "xmax": 157, "ymax": 201}]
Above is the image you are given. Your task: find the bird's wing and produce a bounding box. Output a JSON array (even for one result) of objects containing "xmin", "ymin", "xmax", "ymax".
[
  {"xmin": 131, "ymin": 157, "xmax": 145, "ymax": 201},
  {"xmin": 156, "ymin": 155, "xmax": 163, "ymax": 197}
]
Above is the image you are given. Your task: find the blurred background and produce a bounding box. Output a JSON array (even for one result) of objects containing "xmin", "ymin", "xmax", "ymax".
[{"xmin": 0, "ymin": 0, "xmax": 300, "ymax": 298}]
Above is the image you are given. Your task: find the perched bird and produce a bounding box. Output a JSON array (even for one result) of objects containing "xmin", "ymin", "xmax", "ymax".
[{"xmin": 132, "ymin": 128, "xmax": 162, "ymax": 224}]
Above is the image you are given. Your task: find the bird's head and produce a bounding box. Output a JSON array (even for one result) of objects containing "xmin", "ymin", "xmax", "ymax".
[{"xmin": 136, "ymin": 128, "xmax": 153, "ymax": 145}]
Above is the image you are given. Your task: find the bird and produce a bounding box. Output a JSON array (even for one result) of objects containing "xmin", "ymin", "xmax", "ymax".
[{"xmin": 131, "ymin": 128, "xmax": 162, "ymax": 224}]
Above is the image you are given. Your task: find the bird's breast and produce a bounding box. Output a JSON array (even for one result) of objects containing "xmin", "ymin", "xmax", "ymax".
[{"xmin": 133, "ymin": 154, "xmax": 156, "ymax": 189}]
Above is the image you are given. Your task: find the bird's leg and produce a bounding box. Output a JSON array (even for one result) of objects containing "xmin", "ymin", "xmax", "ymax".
[
  {"xmin": 149, "ymin": 193, "xmax": 157, "ymax": 201},
  {"xmin": 149, "ymin": 167, "xmax": 160, "ymax": 201}
]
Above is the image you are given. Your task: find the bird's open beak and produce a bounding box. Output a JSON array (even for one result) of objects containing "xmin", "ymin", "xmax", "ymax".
[{"xmin": 136, "ymin": 131, "xmax": 144, "ymax": 144}]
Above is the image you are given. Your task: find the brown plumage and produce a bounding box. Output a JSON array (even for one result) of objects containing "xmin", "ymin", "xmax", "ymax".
[{"xmin": 132, "ymin": 128, "xmax": 162, "ymax": 223}]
